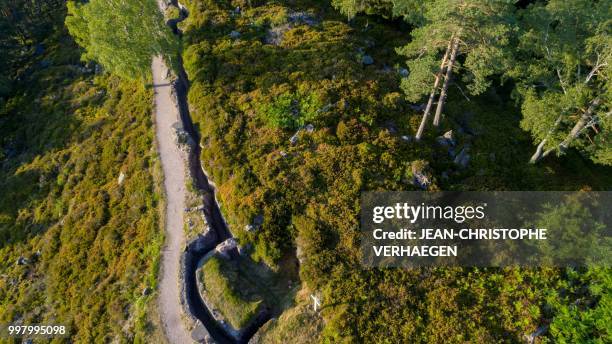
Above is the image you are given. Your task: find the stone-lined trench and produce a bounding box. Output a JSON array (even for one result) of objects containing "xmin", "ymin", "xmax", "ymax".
[{"xmin": 163, "ymin": 1, "xmax": 271, "ymax": 343}]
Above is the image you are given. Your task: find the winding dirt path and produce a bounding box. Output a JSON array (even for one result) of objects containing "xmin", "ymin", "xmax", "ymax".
[{"xmin": 153, "ymin": 56, "xmax": 194, "ymax": 344}]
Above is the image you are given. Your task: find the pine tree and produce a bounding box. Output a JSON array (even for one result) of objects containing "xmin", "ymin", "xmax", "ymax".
[
  {"xmin": 397, "ymin": 0, "xmax": 516, "ymax": 141},
  {"xmin": 510, "ymin": 0, "xmax": 611, "ymax": 164},
  {"xmin": 332, "ymin": 0, "xmax": 423, "ymax": 23},
  {"xmin": 65, "ymin": 0, "xmax": 178, "ymax": 79}
]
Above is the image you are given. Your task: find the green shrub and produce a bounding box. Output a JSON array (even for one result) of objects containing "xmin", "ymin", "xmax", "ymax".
[{"xmin": 258, "ymin": 91, "xmax": 322, "ymax": 130}]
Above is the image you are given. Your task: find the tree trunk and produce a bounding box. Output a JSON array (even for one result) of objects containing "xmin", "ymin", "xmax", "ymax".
[
  {"xmin": 529, "ymin": 114, "xmax": 564, "ymax": 164},
  {"xmin": 433, "ymin": 37, "xmax": 459, "ymax": 127},
  {"xmin": 537, "ymin": 98, "xmax": 601, "ymax": 161},
  {"xmin": 415, "ymin": 39, "xmax": 453, "ymax": 141},
  {"xmin": 529, "ymin": 139, "xmax": 548, "ymax": 163}
]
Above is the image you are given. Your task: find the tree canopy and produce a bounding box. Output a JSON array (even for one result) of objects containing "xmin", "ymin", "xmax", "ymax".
[
  {"xmin": 398, "ymin": 0, "xmax": 516, "ymax": 139},
  {"xmin": 510, "ymin": 0, "xmax": 611, "ymax": 164},
  {"xmin": 65, "ymin": 0, "xmax": 178, "ymax": 79}
]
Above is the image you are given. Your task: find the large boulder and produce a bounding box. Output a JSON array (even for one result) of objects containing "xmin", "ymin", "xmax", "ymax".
[
  {"xmin": 171, "ymin": 122, "xmax": 195, "ymax": 149},
  {"xmin": 216, "ymin": 238, "xmax": 239, "ymax": 259},
  {"xmin": 453, "ymin": 148, "xmax": 470, "ymax": 169}
]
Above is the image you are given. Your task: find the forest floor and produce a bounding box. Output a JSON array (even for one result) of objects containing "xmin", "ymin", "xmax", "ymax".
[{"xmin": 152, "ymin": 56, "xmax": 194, "ymax": 344}]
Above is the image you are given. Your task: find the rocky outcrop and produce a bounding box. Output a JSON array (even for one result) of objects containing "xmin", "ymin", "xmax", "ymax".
[
  {"xmin": 453, "ymin": 147, "xmax": 470, "ymax": 169},
  {"xmin": 265, "ymin": 11, "xmax": 318, "ymax": 46},
  {"xmin": 244, "ymin": 215, "xmax": 264, "ymax": 233},
  {"xmin": 216, "ymin": 238, "xmax": 238, "ymax": 259}
]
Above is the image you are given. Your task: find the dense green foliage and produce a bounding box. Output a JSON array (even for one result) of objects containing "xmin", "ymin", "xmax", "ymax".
[
  {"xmin": 65, "ymin": 0, "xmax": 178, "ymax": 79},
  {"xmin": 1, "ymin": 0, "xmax": 610, "ymax": 342},
  {"xmin": 180, "ymin": 0, "xmax": 611, "ymax": 342},
  {"xmin": 333, "ymin": 0, "xmax": 610, "ymax": 160},
  {"xmin": 511, "ymin": 0, "xmax": 611, "ymax": 164},
  {"xmin": 0, "ymin": 0, "xmax": 65, "ymax": 101},
  {"xmin": 397, "ymin": 0, "xmax": 515, "ymax": 99},
  {"xmin": 258, "ymin": 91, "xmax": 323, "ymax": 130},
  {"xmin": 0, "ymin": 3, "xmax": 164, "ymax": 342}
]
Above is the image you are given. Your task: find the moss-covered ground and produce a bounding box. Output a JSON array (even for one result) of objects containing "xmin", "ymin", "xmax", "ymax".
[
  {"xmin": 178, "ymin": 0, "xmax": 611, "ymax": 342},
  {"xmin": 199, "ymin": 253, "xmax": 298, "ymax": 329},
  {"xmin": 0, "ymin": 6, "xmax": 164, "ymax": 343}
]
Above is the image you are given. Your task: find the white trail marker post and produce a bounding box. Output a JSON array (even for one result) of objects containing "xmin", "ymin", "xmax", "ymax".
[{"xmin": 310, "ymin": 294, "xmax": 321, "ymax": 312}]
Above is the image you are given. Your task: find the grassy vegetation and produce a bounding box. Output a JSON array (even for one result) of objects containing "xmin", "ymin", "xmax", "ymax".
[
  {"xmin": 0, "ymin": 4, "xmax": 164, "ymax": 342},
  {"xmin": 199, "ymin": 253, "xmax": 297, "ymax": 329},
  {"xmin": 200, "ymin": 255, "xmax": 263, "ymax": 329},
  {"xmin": 255, "ymin": 289, "xmax": 324, "ymax": 343},
  {"xmin": 180, "ymin": 0, "xmax": 611, "ymax": 342}
]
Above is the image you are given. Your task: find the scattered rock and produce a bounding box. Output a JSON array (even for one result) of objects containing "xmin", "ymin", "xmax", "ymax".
[
  {"xmin": 525, "ymin": 326, "xmax": 548, "ymax": 344},
  {"xmin": 216, "ymin": 238, "xmax": 238, "ymax": 259},
  {"xmin": 265, "ymin": 11, "xmax": 317, "ymax": 46},
  {"xmin": 117, "ymin": 172, "xmax": 126, "ymax": 185},
  {"xmin": 238, "ymin": 244, "xmax": 251, "ymax": 256},
  {"xmin": 229, "ymin": 30, "xmax": 241, "ymax": 39},
  {"xmin": 289, "ymin": 130, "xmax": 301, "ymax": 145},
  {"xmin": 16, "ymin": 256, "xmax": 28, "ymax": 265},
  {"xmin": 305, "ymin": 124, "xmax": 315, "ymax": 133},
  {"xmin": 399, "ymin": 68, "xmax": 409, "ymax": 77},
  {"xmin": 244, "ymin": 215, "xmax": 264, "ymax": 232},
  {"xmin": 288, "ymin": 11, "xmax": 317, "ymax": 26},
  {"xmin": 171, "ymin": 122, "xmax": 195, "ymax": 148},
  {"xmin": 442, "ymin": 130, "xmax": 455, "ymax": 144},
  {"xmin": 436, "ymin": 130, "xmax": 456, "ymax": 147},
  {"xmin": 383, "ymin": 120, "xmax": 398, "ymax": 135},
  {"xmin": 409, "ymin": 103, "xmax": 425, "ymax": 111},
  {"xmin": 454, "ymin": 148, "xmax": 470, "ymax": 168},
  {"xmin": 191, "ymin": 323, "xmax": 212, "ymax": 343},
  {"xmin": 279, "ymin": 150, "xmax": 287, "ymax": 157},
  {"xmin": 362, "ymin": 55, "xmax": 374, "ymax": 65},
  {"xmin": 401, "ymin": 135, "xmax": 412, "ymax": 142},
  {"xmin": 142, "ymin": 287, "xmax": 152, "ymax": 296},
  {"xmin": 253, "ymin": 214, "xmax": 264, "ymax": 226}
]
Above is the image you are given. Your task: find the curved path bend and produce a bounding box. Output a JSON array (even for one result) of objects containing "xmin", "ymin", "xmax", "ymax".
[{"xmin": 153, "ymin": 56, "xmax": 194, "ymax": 344}]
